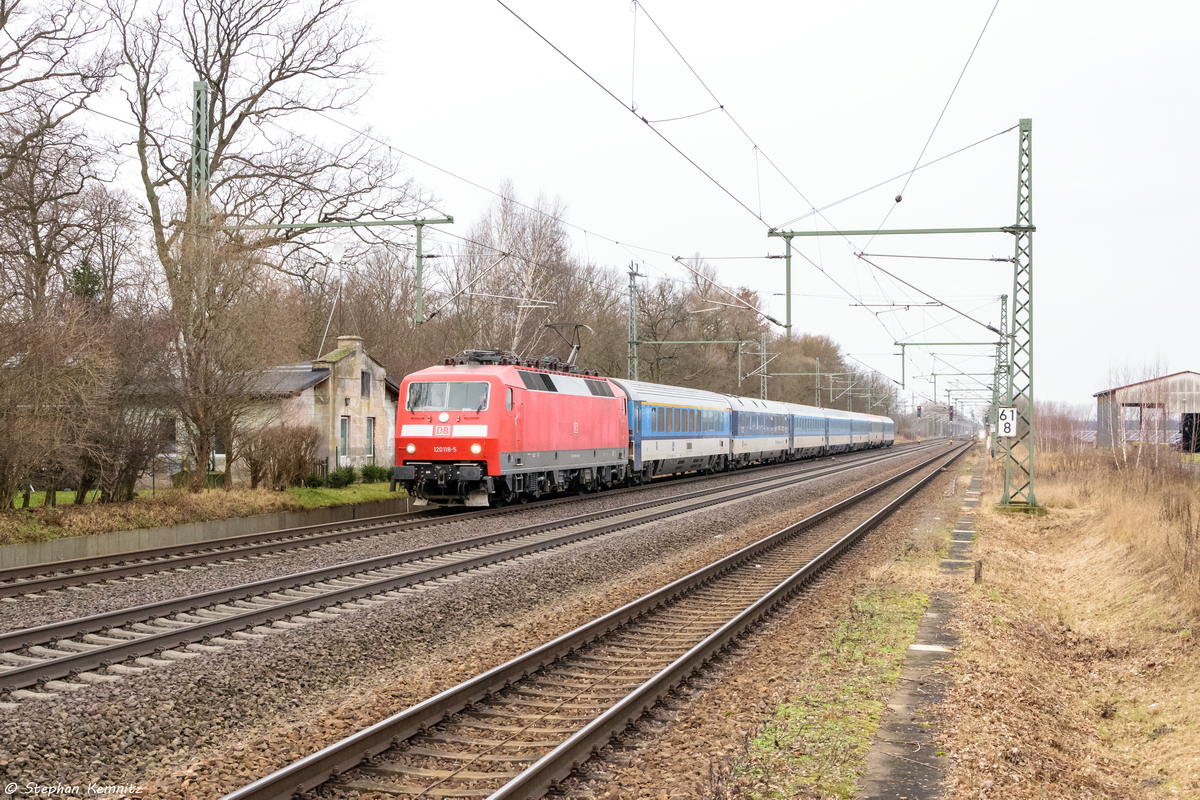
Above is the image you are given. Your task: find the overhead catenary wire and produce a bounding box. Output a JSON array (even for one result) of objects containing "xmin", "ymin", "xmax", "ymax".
[
  {"xmin": 863, "ymin": 0, "xmax": 1003, "ymax": 250},
  {"xmin": 819, "ymin": 131, "xmax": 1031, "ymax": 231},
  {"xmin": 71, "ymin": 0, "xmax": 1006, "ymax": 378},
  {"xmin": 631, "ymin": 1, "xmax": 823, "ymax": 223},
  {"xmin": 494, "ymin": 0, "xmax": 765, "ymax": 224}
]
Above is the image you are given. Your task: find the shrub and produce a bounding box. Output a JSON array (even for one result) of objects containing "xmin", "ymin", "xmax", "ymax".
[
  {"xmin": 360, "ymin": 464, "xmax": 391, "ymax": 483},
  {"xmin": 303, "ymin": 473, "xmax": 326, "ymax": 489},
  {"xmin": 170, "ymin": 470, "xmax": 224, "ymax": 489},
  {"xmin": 326, "ymin": 466, "xmax": 357, "ymax": 489},
  {"xmin": 245, "ymin": 425, "xmax": 321, "ymax": 489}
]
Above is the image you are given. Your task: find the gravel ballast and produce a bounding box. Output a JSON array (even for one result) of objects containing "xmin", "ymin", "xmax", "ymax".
[
  {"xmin": 0, "ymin": 445, "xmax": 948, "ymax": 799},
  {"xmin": 0, "ymin": 455, "xmax": 893, "ymax": 631}
]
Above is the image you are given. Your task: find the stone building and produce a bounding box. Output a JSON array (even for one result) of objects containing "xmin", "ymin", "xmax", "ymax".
[{"xmin": 258, "ymin": 335, "xmax": 399, "ymax": 470}]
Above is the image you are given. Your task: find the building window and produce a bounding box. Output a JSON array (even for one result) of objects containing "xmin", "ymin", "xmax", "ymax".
[
  {"xmin": 340, "ymin": 416, "xmax": 350, "ymax": 458},
  {"xmin": 361, "ymin": 370, "xmax": 371, "ymax": 400},
  {"xmin": 366, "ymin": 417, "xmax": 375, "ymax": 457}
]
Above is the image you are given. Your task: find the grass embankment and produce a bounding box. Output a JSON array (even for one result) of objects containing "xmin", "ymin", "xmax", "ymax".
[
  {"xmin": 0, "ymin": 482, "xmax": 401, "ymax": 546},
  {"xmin": 940, "ymin": 452, "xmax": 1200, "ymax": 798}
]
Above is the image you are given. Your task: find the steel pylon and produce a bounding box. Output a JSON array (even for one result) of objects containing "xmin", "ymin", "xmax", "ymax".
[
  {"xmin": 990, "ymin": 294, "xmax": 1008, "ymax": 457},
  {"xmin": 1001, "ymin": 119, "xmax": 1038, "ymax": 508}
]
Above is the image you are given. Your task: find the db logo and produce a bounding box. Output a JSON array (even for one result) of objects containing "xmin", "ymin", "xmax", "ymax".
[{"xmin": 434, "ymin": 426, "xmax": 451, "ymax": 436}]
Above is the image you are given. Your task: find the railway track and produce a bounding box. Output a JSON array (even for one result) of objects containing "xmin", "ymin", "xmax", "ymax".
[
  {"xmin": 221, "ymin": 442, "xmax": 971, "ymax": 800},
  {"xmin": 0, "ymin": 442, "xmax": 938, "ymax": 599},
  {"xmin": 0, "ymin": 442, "xmax": 947, "ymax": 700}
]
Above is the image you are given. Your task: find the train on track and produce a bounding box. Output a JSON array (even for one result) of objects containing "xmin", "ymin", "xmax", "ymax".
[{"xmin": 393, "ymin": 350, "xmax": 895, "ymax": 506}]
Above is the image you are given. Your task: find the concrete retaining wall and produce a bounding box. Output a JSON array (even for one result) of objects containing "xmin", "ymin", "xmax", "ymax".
[{"xmin": 0, "ymin": 497, "xmax": 414, "ymax": 570}]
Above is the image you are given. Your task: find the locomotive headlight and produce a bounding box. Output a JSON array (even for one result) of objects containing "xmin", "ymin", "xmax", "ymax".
[
  {"xmin": 470, "ymin": 443, "xmax": 482, "ymax": 454},
  {"xmin": 406, "ymin": 443, "xmax": 417, "ymax": 454}
]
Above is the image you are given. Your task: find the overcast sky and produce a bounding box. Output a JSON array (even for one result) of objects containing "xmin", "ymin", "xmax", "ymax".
[{"xmin": 345, "ymin": 0, "xmax": 1198, "ymax": 411}]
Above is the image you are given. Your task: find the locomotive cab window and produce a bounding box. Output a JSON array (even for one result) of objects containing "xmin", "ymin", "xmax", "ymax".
[{"xmin": 407, "ymin": 381, "xmax": 489, "ymax": 411}]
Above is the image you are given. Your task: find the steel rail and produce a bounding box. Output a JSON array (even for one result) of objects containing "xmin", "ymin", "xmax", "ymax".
[
  {"xmin": 0, "ymin": 444, "xmax": 942, "ymax": 694},
  {"xmin": 0, "ymin": 510, "xmax": 447, "ymax": 597},
  {"xmin": 0, "ymin": 442, "xmax": 934, "ymax": 597},
  {"xmin": 494, "ymin": 442, "xmax": 971, "ymax": 799},
  {"xmin": 217, "ymin": 443, "xmax": 969, "ymax": 800},
  {"xmin": 0, "ymin": 444, "xmax": 921, "ymax": 648}
]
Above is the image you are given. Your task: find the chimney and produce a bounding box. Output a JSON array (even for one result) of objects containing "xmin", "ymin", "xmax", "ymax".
[{"xmin": 336, "ymin": 335, "xmax": 364, "ymax": 353}]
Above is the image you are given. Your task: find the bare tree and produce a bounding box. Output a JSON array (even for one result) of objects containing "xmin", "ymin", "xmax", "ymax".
[
  {"xmin": 0, "ymin": 120, "xmax": 103, "ymax": 320},
  {"xmin": 0, "ymin": 0, "xmax": 112, "ymax": 181},
  {"xmin": 442, "ymin": 185, "xmax": 572, "ymax": 358},
  {"xmin": 0, "ymin": 307, "xmax": 113, "ymax": 509},
  {"xmin": 111, "ymin": 0, "xmax": 424, "ymax": 294},
  {"xmin": 166, "ymin": 232, "xmax": 293, "ymax": 490},
  {"xmin": 108, "ymin": 0, "xmax": 429, "ymax": 488}
]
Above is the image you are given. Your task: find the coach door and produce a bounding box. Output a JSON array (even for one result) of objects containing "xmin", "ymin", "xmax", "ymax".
[{"xmin": 631, "ymin": 401, "xmax": 643, "ymax": 470}]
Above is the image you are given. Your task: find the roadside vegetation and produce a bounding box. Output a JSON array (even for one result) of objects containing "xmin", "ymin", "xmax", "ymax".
[
  {"xmin": 940, "ymin": 448, "xmax": 1199, "ymax": 798},
  {"xmin": 704, "ymin": 440, "xmax": 1200, "ymax": 799}
]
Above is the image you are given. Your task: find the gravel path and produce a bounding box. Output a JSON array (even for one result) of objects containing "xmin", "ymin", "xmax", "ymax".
[{"xmin": 0, "ymin": 446, "xmax": 945, "ymax": 799}]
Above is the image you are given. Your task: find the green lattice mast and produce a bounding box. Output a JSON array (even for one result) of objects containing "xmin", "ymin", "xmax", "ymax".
[{"xmin": 1000, "ymin": 119, "xmax": 1038, "ymax": 507}]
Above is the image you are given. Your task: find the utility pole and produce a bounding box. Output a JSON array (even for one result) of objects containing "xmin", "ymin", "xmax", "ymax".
[
  {"xmin": 190, "ymin": 81, "xmax": 210, "ymax": 225},
  {"xmin": 784, "ymin": 236, "xmax": 793, "ymax": 339},
  {"xmin": 990, "ymin": 294, "xmax": 1008, "ymax": 457},
  {"xmin": 760, "ymin": 331, "xmax": 767, "ymax": 400},
  {"xmin": 627, "ymin": 264, "xmax": 640, "ymax": 381},
  {"xmin": 815, "ymin": 357, "xmax": 821, "ymax": 407},
  {"xmin": 768, "ymin": 118, "xmax": 1038, "ymax": 506}
]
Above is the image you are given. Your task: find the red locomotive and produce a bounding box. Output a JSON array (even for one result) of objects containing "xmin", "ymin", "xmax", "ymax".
[{"xmin": 393, "ymin": 351, "xmax": 629, "ymax": 506}]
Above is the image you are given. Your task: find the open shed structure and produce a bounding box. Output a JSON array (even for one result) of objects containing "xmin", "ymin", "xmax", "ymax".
[{"xmin": 1094, "ymin": 371, "xmax": 1200, "ymax": 452}]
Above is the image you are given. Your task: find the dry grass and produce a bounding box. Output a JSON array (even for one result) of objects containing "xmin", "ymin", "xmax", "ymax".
[
  {"xmin": 0, "ymin": 489, "xmax": 305, "ymax": 545},
  {"xmin": 940, "ymin": 453, "xmax": 1200, "ymax": 798},
  {"xmin": 1035, "ymin": 452, "xmax": 1200, "ymax": 614}
]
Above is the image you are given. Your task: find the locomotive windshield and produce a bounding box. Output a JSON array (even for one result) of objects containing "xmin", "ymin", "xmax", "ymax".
[{"xmin": 407, "ymin": 381, "xmax": 490, "ymax": 411}]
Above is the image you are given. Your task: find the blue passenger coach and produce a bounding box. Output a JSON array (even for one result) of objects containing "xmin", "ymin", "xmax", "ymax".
[
  {"xmin": 606, "ymin": 376, "xmax": 894, "ymax": 480},
  {"xmin": 729, "ymin": 396, "xmax": 791, "ymax": 466},
  {"xmin": 789, "ymin": 403, "xmax": 829, "ymax": 457},
  {"xmin": 610, "ymin": 378, "xmax": 732, "ymax": 480}
]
